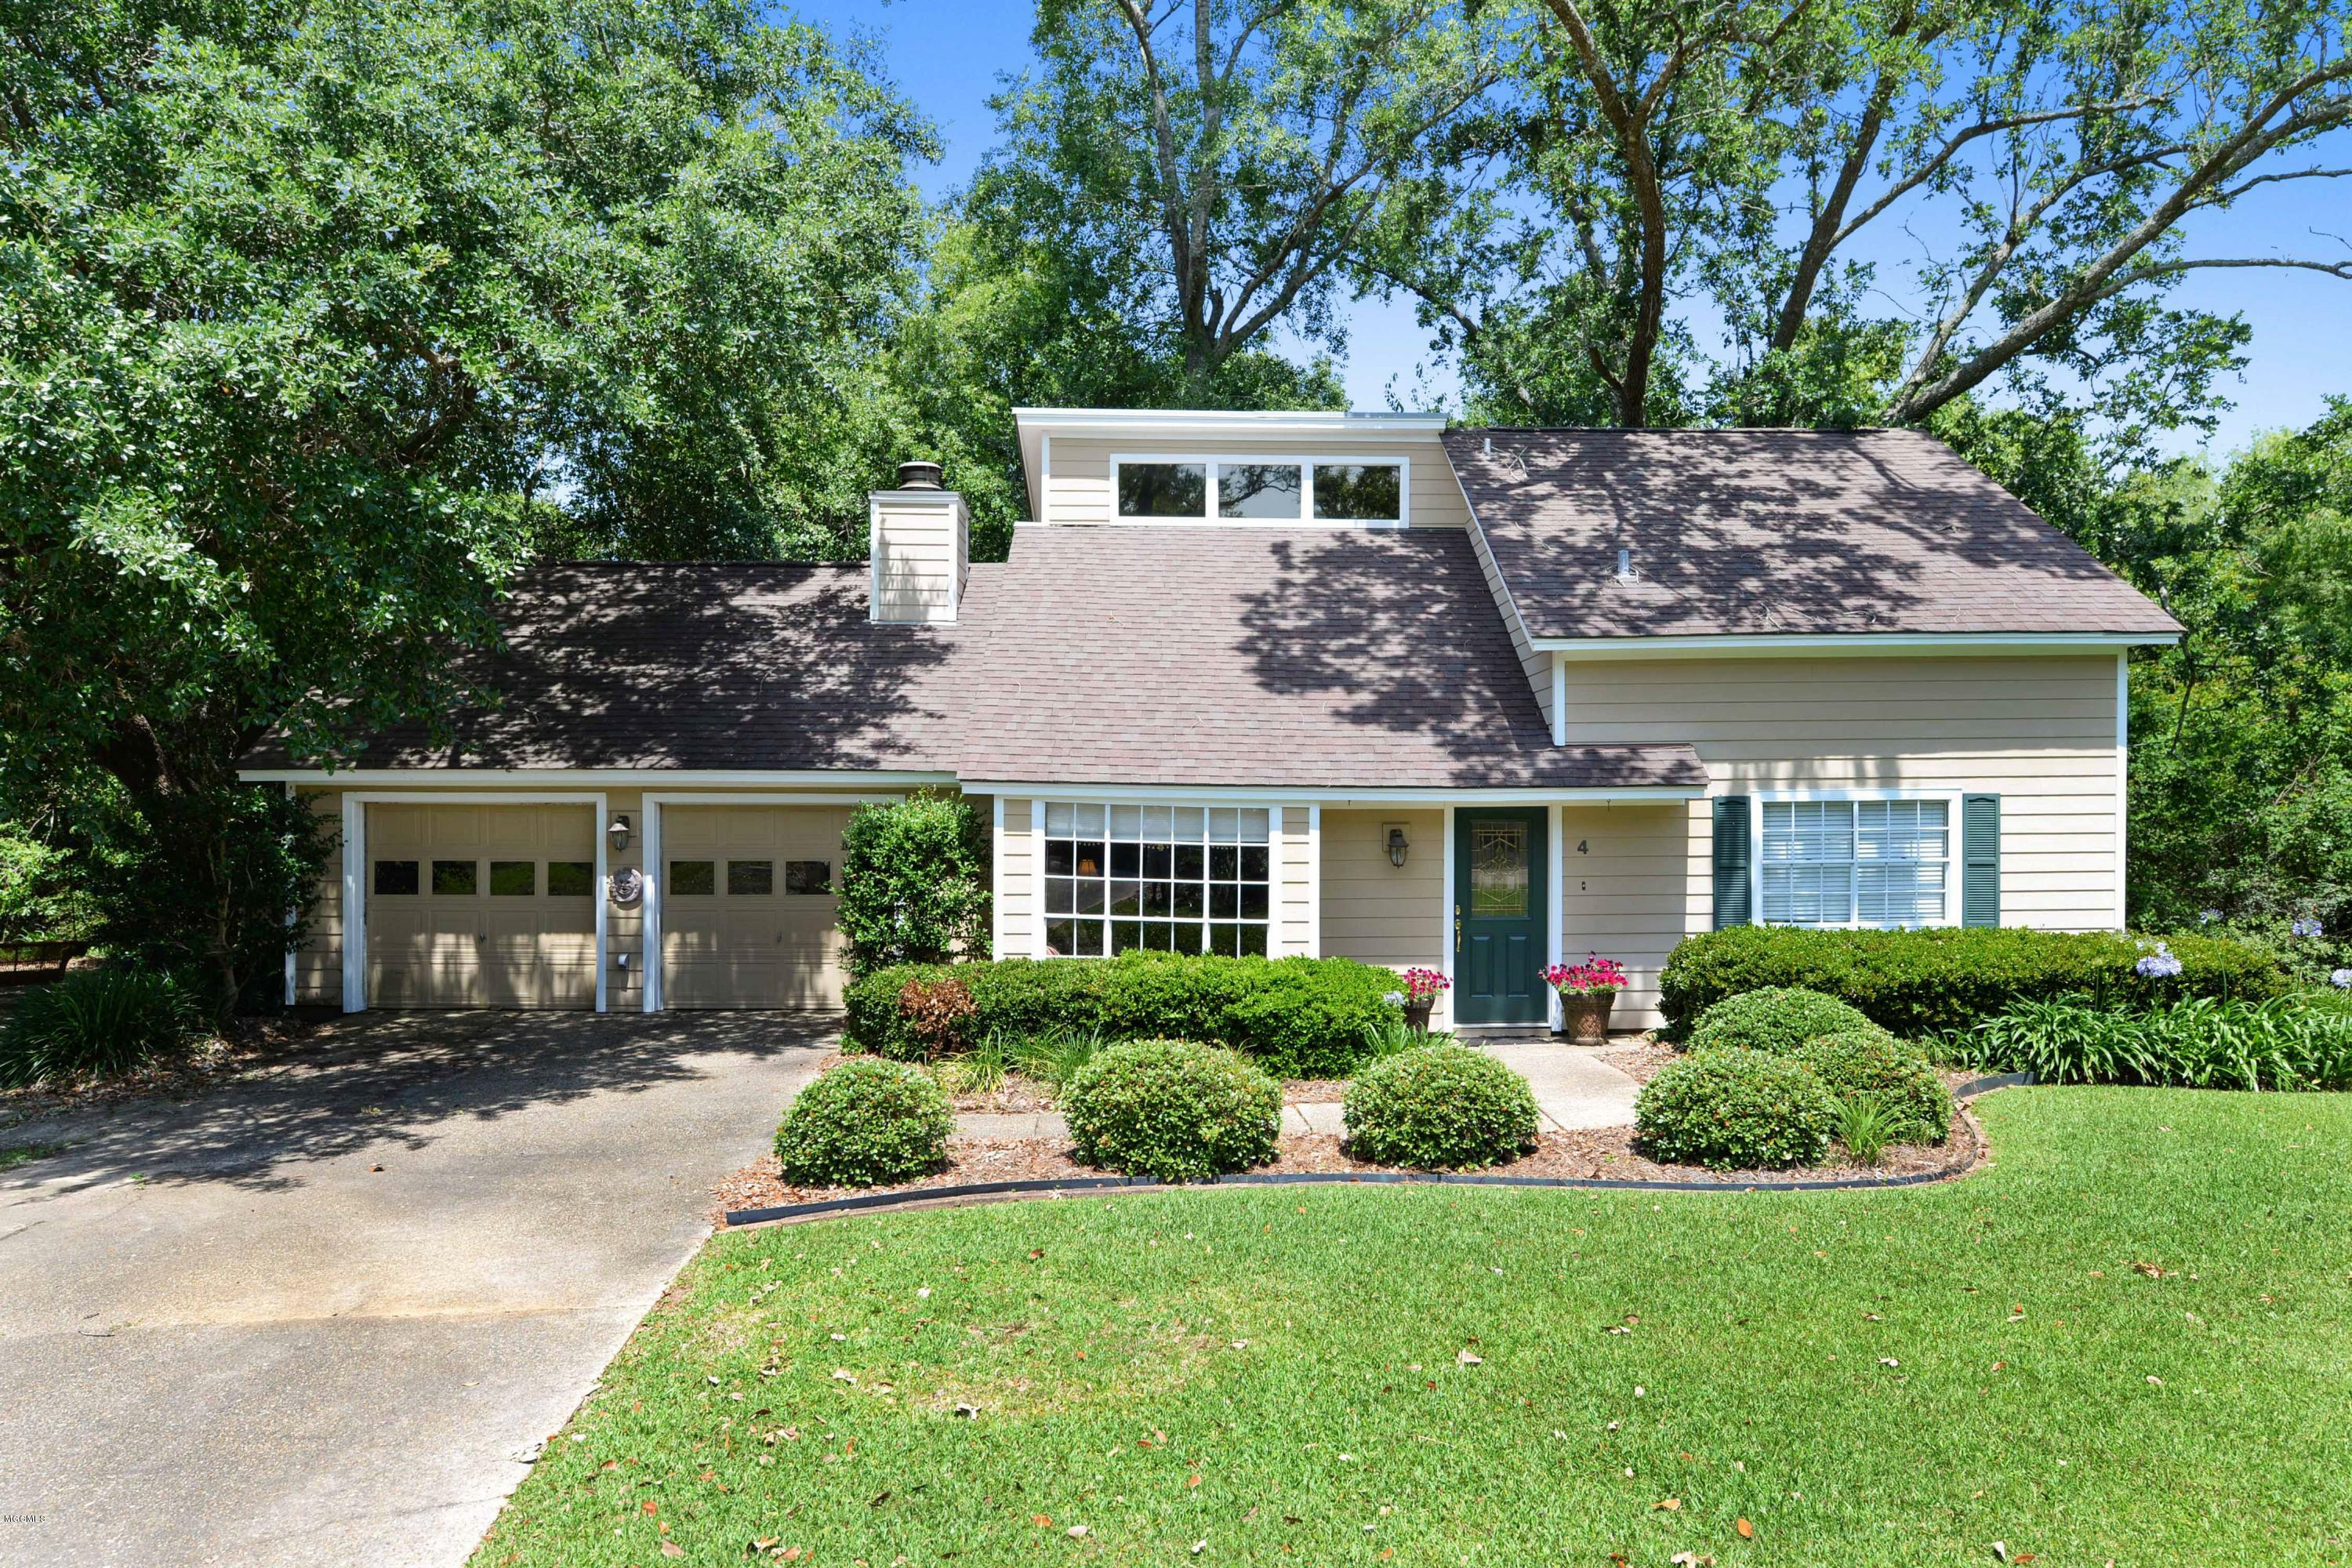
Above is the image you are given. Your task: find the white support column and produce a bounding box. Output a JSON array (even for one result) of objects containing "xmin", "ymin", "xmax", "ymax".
[
  {"xmin": 593, "ymin": 792, "xmax": 609, "ymax": 1014},
  {"xmin": 1547, "ymin": 803, "xmax": 1565, "ymax": 1033},
  {"xmin": 1305, "ymin": 805, "xmax": 1323, "ymax": 960},
  {"xmin": 1030, "ymin": 798, "xmax": 1047, "ymax": 956},
  {"xmin": 641, "ymin": 797, "xmax": 664, "ymax": 1011},
  {"xmin": 1439, "ymin": 805, "xmax": 1456, "ymax": 1029},
  {"xmin": 2115, "ymin": 651, "xmax": 2129, "ymax": 931},
  {"xmin": 339, "ymin": 793, "xmax": 366, "ymax": 1013}
]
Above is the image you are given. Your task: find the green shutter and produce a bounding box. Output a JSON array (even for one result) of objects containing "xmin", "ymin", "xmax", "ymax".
[
  {"xmin": 1962, "ymin": 793, "xmax": 2001, "ymax": 927},
  {"xmin": 1711, "ymin": 796, "xmax": 1752, "ymax": 929}
]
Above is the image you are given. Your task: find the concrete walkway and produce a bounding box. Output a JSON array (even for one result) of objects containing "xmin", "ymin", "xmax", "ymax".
[
  {"xmin": 951, "ymin": 1042, "xmax": 1639, "ymax": 1144},
  {"xmin": 0, "ymin": 1011, "xmax": 830, "ymax": 1568}
]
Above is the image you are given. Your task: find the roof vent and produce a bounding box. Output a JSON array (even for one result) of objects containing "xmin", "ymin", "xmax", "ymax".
[
  {"xmin": 895, "ymin": 460, "xmax": 943, "ymax": 491},
  {"xmin": 1615, "ymin": 547, "xmax": 1637, "ymax": 583},
  {"xmin": 1482, "ymin": 436, "xmax": 1494, "ymax": 458}
]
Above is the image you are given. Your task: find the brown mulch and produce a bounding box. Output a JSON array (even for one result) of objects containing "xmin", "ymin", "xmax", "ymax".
[
  {"xmin": 712, "ymin": 1109, "xmax": 1985, "ymax": 1223},
  {"xmin": 0, "ymin": 1011, "xmax": 325, "ymax": 1127},
  {"xmin": 1598, "ymin": 1037, "xmax": 1679, "ymax": 1086}
]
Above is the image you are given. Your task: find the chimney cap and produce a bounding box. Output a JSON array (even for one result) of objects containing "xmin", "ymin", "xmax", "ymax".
[{"xmin": 895, "ymin": 460, "xmax": 944, "ymax": 491}]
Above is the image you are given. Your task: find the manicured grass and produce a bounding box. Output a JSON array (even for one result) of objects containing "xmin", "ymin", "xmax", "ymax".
[{"xmin": 477, "ymin": 1090, "xmax": 2352, "ymax": 1566}]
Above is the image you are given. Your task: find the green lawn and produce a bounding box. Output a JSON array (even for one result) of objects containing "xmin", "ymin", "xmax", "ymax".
[{"xmin": 477, "ymin": 1090, "xmax": 2352, "ymax": 1566}]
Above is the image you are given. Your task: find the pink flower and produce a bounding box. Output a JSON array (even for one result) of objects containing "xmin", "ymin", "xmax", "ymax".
[
  {"xmin": 1544, "ymin": 952, "xmax": 1628, "ymax": 996},
  {"xmin": 1398, "ymin": 967, "xmax": 1450, "ymax": 999}
]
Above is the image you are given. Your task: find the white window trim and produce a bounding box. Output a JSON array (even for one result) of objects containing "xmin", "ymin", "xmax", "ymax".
[
  {"xmin": 1748, "ymin": 788, "xmax": 1964, "ymax": 931},
  {"xmin": 1107, "ymin": 452, "xmax": 1411, "ymax": 528},
  {"xmin": 1031, "ymin": 799, "xmax": 1282, "ymax": 959}
]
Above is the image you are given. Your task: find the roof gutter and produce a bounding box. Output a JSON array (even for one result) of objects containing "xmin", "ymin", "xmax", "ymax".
[
  {"xmin": 956, "ymin": 782, "xmax": 1704, "ymax": 804},
  {"xmin": 238, "ymin": 767, "xmax": 960, "ymax": 787},
  {"xmin": 1534, "ymin": 631, "xmax": 2180, "ymax": 658}
]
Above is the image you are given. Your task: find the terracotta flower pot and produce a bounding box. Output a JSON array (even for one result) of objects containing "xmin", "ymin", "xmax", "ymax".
[
  {"xmin": 1403, "ymin": 996, "xmax": 1435, "ymax": 1032},
  {"xmin": 1559, "ymin": 990, "xmax": 1616, "ymax": 1046}
]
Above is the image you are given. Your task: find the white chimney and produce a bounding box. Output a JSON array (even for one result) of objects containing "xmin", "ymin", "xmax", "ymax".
[{"xmin": 868, "ymin": 461, "xmax": 967, "ymax": 624}]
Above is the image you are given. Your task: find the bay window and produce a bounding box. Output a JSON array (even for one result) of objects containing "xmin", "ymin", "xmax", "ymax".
[
  {"xmin": 1044, "ymin": 804, "xmax": 1272, "ymax": 957},
  {"xmin": 1759, "ymin": 795, "xmax": 1953, "ymax": 927}
]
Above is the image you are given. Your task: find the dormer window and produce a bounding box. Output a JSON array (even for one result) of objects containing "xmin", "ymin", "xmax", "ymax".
[{"xmin": 1112, "ymin": 456, "xmax": 1407, "ymax": 526}]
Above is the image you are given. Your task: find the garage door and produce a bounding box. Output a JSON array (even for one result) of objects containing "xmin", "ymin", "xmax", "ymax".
[
  {"xmin": 661, "ymin": 805, "xmax": 850, "ymax": 1009},
  {"xmin": 365, "ymin": 804, "xmax": 598, "ymax": 1008}
]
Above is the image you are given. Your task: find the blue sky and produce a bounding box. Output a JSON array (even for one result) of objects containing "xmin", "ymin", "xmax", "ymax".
[{"xmin": 797, "ymin": 0, "xmax": 2352, "ymax": 459}]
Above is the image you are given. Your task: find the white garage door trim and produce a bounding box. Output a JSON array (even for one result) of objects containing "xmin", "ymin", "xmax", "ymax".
[
  {"xmin": 339, "ymin": 792, "xmax": 609, "ymax": 1014},
  {"xmin": 639, "ymin": 793, "xmax": 909, "ymax": 1012}
]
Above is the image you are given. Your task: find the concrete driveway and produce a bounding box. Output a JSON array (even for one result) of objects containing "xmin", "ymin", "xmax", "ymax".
[{"xmin": 0, "ymin": 1011, "xmax": 829, "ymax": 1568}]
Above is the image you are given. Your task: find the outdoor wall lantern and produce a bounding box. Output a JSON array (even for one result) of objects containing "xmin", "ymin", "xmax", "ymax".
[
  {"xmin": 608, "ymin": 813, "xmax": 633, "ymax": 853},
  {"xmin": 1386, "ymin": 825, "xmax": 1410, "ymax": 868}
]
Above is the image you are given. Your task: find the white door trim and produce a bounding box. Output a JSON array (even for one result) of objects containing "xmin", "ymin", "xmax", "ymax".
[{"xmin": 338, "ymin": 793, "xmax": 609, "ymax": 1014}]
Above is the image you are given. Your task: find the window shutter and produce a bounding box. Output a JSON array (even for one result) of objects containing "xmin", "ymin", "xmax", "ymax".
[
  {"xmin": 1962, "ymin": 793, "xmax": 2001, "ymax": 927},
  {"xmin": 1711, "ymin": 796, "xmax": 1752, "ymax": 929}
]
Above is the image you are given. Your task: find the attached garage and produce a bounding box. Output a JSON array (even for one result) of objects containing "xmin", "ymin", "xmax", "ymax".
[
  {"xmin": 364, "ymin": 804, "xmax": 600, "ymax": 1009},
  {"xmin": 656, "ymin": 804, "xmax": 851, "ymax": 1010}
]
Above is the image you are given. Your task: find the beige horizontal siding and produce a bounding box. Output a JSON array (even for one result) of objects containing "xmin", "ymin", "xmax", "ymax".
[
  {"xmin": 1552, "ymin": 653, "xmax": 2124, "ymax": 1027},
  {"xmin": 293, "ymin": 787, "xmax": 341, "ymax": 1004},
  {"xmin": 1278, "ymin": 806, "xmax": 1314, "ymax": 956},
  {"xmin": 1042, "ymin": 434, "xmax": 1468, "ymax": 528},
  {"xmin": 995, "ymin": 797, "xmax": 1036, "ymax": 958},
  {"xmin": 1319, "ymin": 808, "xmax": 1439, "ymax": 993},
  {"xmin": 873, "ymin": 499, "xmax": 963, "ymax": 622}
]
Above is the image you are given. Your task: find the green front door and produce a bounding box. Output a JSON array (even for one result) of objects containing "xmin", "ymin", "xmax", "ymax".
[{"xmin": 1454, "ymin": 808, "xmax": 1548, "ymax": 1025}]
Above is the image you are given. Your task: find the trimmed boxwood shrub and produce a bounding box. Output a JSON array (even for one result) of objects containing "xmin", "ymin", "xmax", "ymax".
[
  {"xmin": 1634, "ymin": 1047, "xmax": 1842, "ymax": 1170},
  {"xmin": 844, "ymin": 953, "xmax": 1403, "ymax": 1078},
  {"xmin": 1685, "ymin": 986, "xmax": 1891, "ymax": 1056},
  {"xmin": 1061, "ymin": 1038, "xmax": 1281, "ymax": 1182},
  {"xmin": 1342, "ymin": 1045, "xmax": 1539, "ymax": 1170},
  {"xmin": 773, "ymin": 1058, "xmax": 953, "ymax": 1189},
  {"xmin": 1795, "ymin": 1029, "xmax": 1953, "ymax": 1145},
  {"xmin": 1659, "ymin": 926, "xmax": 2287, "ymax": 1040}
]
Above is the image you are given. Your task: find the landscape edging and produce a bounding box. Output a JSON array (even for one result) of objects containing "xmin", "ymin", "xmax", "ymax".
[{"xmin": 723, "ymin": 1073, "xmax": 2029, "ymax": 1228}]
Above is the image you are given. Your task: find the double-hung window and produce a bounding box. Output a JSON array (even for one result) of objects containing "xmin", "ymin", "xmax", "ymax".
[
  {"xmin": 1044, "ymin": 804, "xmax": 1272, "ymax": 957},
  {"xmin": 1759, "ymin": 796, "xmax": 1953, "ymax": 927},
  {"xmin": 1112, "ymin": 458, "xmax": 1406, "ymax": 526}
]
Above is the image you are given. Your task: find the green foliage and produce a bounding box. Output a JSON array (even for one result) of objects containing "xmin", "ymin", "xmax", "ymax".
[
  {"xmin": 1061, "ymin": 1039, "xmax": 1281, "ymax": 1182},
  {"xmin": 1795, "ymin": 1030, "xmax": 1953, "ymax": 1146},
  {"xmin": 1341, "ymin": 1045, "xmax": 1539, "ymax": 1171},
  {"xmin": 1011, "ymin": 1026, "xmax": 1109, "ymax": 1095},
  {"xmin": 0, "ymin": 967, "xmax": 206, "ymax": 1089},
  {"xmin": 1357, "ymin": 1014, "xmax": 1457, "ymax": 1063},
  {"xmin": 0, "ymin": 826, "xmax": 95, "ymax": 947},
  {"xmin": 1660, "ymin": 926, "xmax": 2286, "ymax": 1041},
  {"xmin": 844, "ymin": 954, "xmax": 1406, "ymax": 1078},
  {"xmin": 1634, "ymin": 1047, "xmax": 1842, "ymax": 1171},
  {"xmin": 772, "ymin": 1058, "xmax": 953, "ymax": 1189},
  {"xmin": 1685, "ymin": 987, "xmax": 1891, "ymax": 1057},
  {"xmin": 944, "ymin": 1033, "xmax": 1011, "ymax": 1097},
  {"xmin": 1834, "ymin": 1096, "xmax": 1900, "ymax": 1167},
  {"xmin": 1963, "ymin": 993, "xmax": 2352, "ymax": 1092},
  {"xmin": 837, "ymin": 793, "xmax": 989, "ymax": 978}
]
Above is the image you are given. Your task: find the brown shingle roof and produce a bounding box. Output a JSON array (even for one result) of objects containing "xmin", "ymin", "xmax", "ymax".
[
  {"xmin": 248, "ymin": 563, "xmax": 971, "ymax": 771},
  {"xmin": 1443, "ymin": 426, "xmax": 2181, "ymax": 641},
  {"xmin": 949, "ymin": 525, "xmax": 1704, "ymax": 789}
]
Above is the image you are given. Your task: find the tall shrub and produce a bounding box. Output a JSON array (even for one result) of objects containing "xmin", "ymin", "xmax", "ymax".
[{"xmin": 836, "ymin": 792, "xmax": 989, "ymax": 977}]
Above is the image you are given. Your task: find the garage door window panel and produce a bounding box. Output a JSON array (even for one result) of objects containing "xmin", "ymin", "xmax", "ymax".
[
  {"xmin": 670, "ymin": 860, "xmax": 716, "ymax": 896},
  {"xmin": 489, "ymin": 861, "xmax": 536, "ymax": 896},
  {"xmin": 785, "ymin": 860, "xmax": 831, "ymax": 895},
  {"xmin": 547, "ymin": 861, "xmax": 594, "ymax": 898},
  {"xmin": 374, "ymin": 861, "xmax": 419, "ymax": 895},
  {"xmin": 432, "ymin": 860, "xmax": 477, "ymax": 896},
  {"xmin": 728, "ymin": 860, "xmax": 774, "ymax": 895}
]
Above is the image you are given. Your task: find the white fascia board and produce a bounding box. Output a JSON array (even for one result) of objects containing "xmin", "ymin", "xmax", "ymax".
[
  {"xmin": 243, "ymin": 768, "xmax": 959, "ymax": 786},
  {"xmin": 1012, "ymin": 407, "xmax": 1449, "ymax": 437},
  {"xmin": 1534, "ymin": 631, "xmax": 2180, "ymax": 658},
  {"xmin": 960, "ymin": 781, "xmax": 1702, "ymax": 805},
  {"xmin": 866, "ymin": 489, "xmax": 964, "ymax": 506}
]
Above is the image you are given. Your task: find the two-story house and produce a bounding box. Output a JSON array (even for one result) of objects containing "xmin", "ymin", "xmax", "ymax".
[{"xmin": 243, "ymin": 408, "xmax": 2181, "ymax": 1031}]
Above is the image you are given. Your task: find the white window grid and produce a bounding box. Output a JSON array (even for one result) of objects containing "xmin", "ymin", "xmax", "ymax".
[
  {"xmin": 1041, "ymin": 803, "xmax": 1273, "ymax": 958},
  {"xmin": 1753, "ymin": 791, "xmax": 1958, "ymax": 929},
  {"xmin": 1108, "ymin": 455, "xmax": 1410, "ymax": 527}
]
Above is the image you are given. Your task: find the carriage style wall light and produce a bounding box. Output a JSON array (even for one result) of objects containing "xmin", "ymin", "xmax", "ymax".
[
  {"xmin": 608, "ymin": 814, "xmax": 633, "ymax": 853},
  {"xmin": 1386, "ymin": 825, "xmax": 1410, "ymax": 868}
]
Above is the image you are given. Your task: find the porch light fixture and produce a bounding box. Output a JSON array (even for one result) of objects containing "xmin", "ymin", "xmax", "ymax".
[
  {"xmin": 1386, "ymin": 826, "xmax": 1410, "ymax": 868},
  {"xmin": 608, "ymin": 813, "xmax": 633, "ymax": 853}
]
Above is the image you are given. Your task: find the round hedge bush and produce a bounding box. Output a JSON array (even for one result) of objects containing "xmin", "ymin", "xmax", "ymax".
[
  {"xmin": 1797, "ymin": 1029, "xmax": 1954, "ymax": 1145},
  {"xmin": 1686, "ymin": 986, "xmax": 1892, "ymax": 1056},
  {"xmin": 1343, "ymin": 1045, "xmax": 1540, "ymax": 1170},
  {"xmin": 773, "ymin": 1057, "xmax": 953, "ymax": 1189},
  {"xmin": 1062, "ymin": 1038, "xmax": 1281, "ymax": 1182},
  {"xmin": 1634, "ymin": 1047, "xmax": 1842, "ymax": 1170}
]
